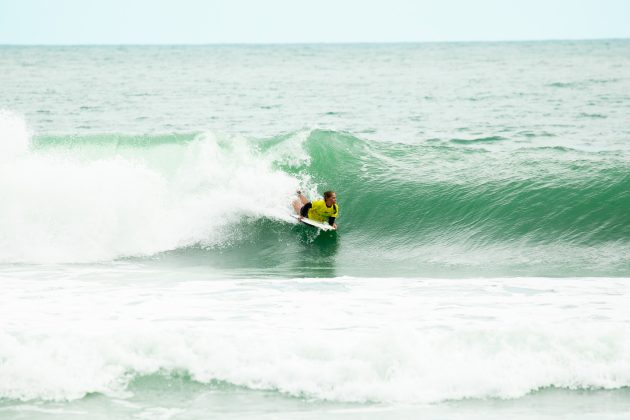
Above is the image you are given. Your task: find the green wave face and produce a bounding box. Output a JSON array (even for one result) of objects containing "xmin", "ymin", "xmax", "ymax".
[
  {"xmin": 11, "ymin": 130, "xmax": 630, "ymax": 276},
  {"xmin": 300, "ymin": 130, "xmax": 630, "ymax": 242},
  {"xmin": 270, "ymin": 130, "xmax": 630, "ymax": 276}
]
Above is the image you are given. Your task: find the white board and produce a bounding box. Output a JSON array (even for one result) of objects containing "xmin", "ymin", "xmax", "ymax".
[{"xmin": 291, "ymin": 214, "xmax": 335, "ymax": 231}]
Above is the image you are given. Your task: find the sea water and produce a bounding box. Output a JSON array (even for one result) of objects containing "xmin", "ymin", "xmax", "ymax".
[{"xmin": 1, "ymin": 41, "xmax": 630, "ymax": 419}]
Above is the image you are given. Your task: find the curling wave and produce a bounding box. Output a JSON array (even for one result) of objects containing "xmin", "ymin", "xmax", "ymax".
[{"xmin": 2, "ymin": 112, "xmax": 630, "ymax": 275}]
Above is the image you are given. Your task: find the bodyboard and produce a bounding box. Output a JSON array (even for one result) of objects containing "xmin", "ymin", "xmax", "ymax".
[{"xmin": 291, "ymin": 214, "xmax": 335, "ymax": 231}]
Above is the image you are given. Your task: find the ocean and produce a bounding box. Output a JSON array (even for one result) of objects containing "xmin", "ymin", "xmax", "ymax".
[{"xmin": 1, "ymin": 41, "xmax": 630, "ymax": 419}]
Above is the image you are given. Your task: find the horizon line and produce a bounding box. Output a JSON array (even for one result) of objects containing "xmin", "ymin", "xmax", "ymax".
[{"xmin": 1, "ymin": 37, "xmax": 629, "ymax": 47}]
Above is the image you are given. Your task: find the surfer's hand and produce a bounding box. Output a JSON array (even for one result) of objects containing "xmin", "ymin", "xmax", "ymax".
[{"xmin": 332, "ymin": 223, "xmax": 337, "ymax": 230}]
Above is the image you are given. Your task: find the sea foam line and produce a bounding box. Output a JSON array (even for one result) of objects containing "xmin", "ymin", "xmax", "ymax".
[{"xmin": 1, "ymin": 275, "xmax": 629, "ymax": 403}]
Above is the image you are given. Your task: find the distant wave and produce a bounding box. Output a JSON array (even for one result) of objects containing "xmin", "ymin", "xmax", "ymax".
[{"xmin": 449, "ymin": 136, "xmax": 507, "ymax": 144}]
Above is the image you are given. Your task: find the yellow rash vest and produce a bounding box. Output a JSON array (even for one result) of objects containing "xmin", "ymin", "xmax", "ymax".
[{"xmin": 306, "ymin": 199, "xmax": 339, "ymax": 224}]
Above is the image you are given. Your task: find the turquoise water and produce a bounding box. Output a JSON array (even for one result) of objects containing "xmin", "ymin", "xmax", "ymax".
[{"xmin": 1, "ymin": 41, "xmax": 630, "ymax": 419}]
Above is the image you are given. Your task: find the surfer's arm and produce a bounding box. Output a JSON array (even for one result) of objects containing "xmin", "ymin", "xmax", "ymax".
[{"xmin": 329, "ymin": 204, "xmax": 338, "ymax": 228}]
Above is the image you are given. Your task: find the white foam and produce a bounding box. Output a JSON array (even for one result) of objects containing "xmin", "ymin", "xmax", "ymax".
[
  {"xmin": 0, "ymin": 123, "xmax": 309, "ymax": 263},
  {"xmin": 1, "ymin": 274, "xmax": 629, "ymax": 403}
]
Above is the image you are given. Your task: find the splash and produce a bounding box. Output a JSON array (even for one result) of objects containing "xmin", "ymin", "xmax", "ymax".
[
  {"xmin": 0, "ymin": 110, "xmax": 31, "ymax": 162},
  {"xmin": 0, "ymin": 124, "xmax": 304, "ymax": 263}
]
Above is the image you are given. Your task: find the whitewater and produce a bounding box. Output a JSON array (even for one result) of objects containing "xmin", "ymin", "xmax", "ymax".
[{"xmin": 1, "ymin": 41, "xmax": 630, "ymax": 419}]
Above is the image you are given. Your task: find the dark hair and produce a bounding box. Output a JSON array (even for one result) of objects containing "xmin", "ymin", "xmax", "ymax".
[{"xmin": 323, "ymin": 191, "xmax": 336, "ymax": 199}]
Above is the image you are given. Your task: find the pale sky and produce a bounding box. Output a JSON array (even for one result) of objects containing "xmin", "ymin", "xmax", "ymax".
[{"xmin": 1, "ymin": 0, "xmax": 629, "ymax": 44}]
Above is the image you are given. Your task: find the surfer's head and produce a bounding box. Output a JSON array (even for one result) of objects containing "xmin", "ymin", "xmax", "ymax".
[{"xmin": 323, "ymin": 190, "xmax": 337, "ymax": 206}]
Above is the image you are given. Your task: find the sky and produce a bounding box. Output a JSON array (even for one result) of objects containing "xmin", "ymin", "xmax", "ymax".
[{"xmin": 1, "ymin": 0, "xmax": 629, "ymax": 44}]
